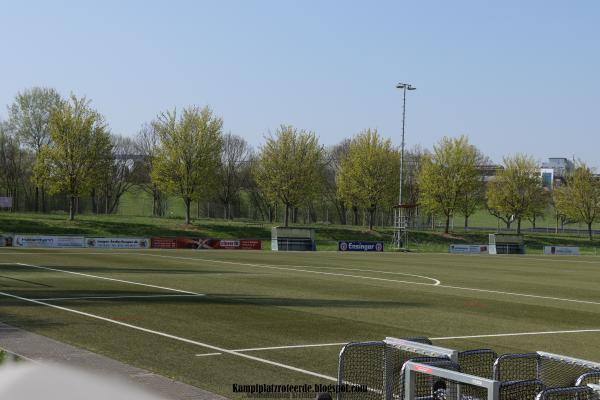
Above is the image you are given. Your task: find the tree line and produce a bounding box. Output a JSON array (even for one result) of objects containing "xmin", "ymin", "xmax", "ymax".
[{"xmin": 1, "ymin": 87, "xmax": 599, "ymax": 238}]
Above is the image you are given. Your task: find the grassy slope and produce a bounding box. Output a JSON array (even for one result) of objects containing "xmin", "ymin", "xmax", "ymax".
[
  {"xmin": 0, "ymin": 250, "xmax": 599, "ymax": 398},
  {"xmin": 1, "ymin": 212, "xmax": 600, "ymax": 253}
]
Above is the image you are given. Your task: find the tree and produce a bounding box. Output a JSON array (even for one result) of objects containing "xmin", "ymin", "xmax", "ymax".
[
  {"xmin": 151, "ymin": 106, "xmax": 223, "ymax": 225},
  {"xmin": 457, "ymin": 149, "xmax": 489, "ymax": 230},
  {"xmin": 323, "ymin": 140, "xmax": 351, "ymax": 225},
  {"xmin": 553, "ymin": 163, "xmax": 600, "ymax": 240},
  {"xmin": 217, "ymin": 133, "xmax": 252, "ymax": 219},
  {"xmin": 99, "ymin": 134, "xmax": 137, "ymax": 214},
  {"xmin": 0, "ymin": 121, "xmax": 33, "ymax": 211},
  {"xmin": 134, "ymin": 123, "xmax": 166, "ymax": 216},
  {"xmin": 418, "ymin": 136, "xmax": 481, "ymax": 233},
  {"xmin": 33, "ymin": 95, "xmax": 112, "ymax": 220},
  {"xmin": 254, "ymin": 125, "xmax": 324, "ymax": 227},
  {"xmin": 485, "ymin": 154, "xmax": 545, "ymax": 234},
  {"xmin": 337, "ymin": 129, "xmax": 398, "ymax": 231},
  {"xmin": 7, "ymin": 87, "xmax": 62, "ymax": 211}
]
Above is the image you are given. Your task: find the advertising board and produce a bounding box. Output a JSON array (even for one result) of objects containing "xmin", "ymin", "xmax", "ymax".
[
  {"xmin": 449, "ymin": 244, "xmax": 489, "ymax": 254},
  {"xmin": 13, "ymin": 235, "xmax": 85, "ymax": 248},
  {"xmin": 86, "ymin": 237, "xmax": 150, "ymax": 249},
  {"xmin": 338, "ymin": 241, "xmax": 384, "ymax": 252},
  {"xmin": 543, "ymin": 246, "xmax": 580, "ymax": 255},
  {"xmin": 151, "ymin": 237, "xmax": 261, "ymax": 250}
]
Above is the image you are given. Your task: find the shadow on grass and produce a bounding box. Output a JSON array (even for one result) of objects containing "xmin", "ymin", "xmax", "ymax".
[{"xmin": 2, "ymin": 289, "xmax": 423, "ymax": 309}]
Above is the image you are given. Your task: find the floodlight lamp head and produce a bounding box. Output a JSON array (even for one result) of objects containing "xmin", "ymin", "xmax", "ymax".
[
  {"xmin": 407, "ymin": 85, "xmax": 416, "ymax": 90},
  {"xmin": 396, "ymin": 83, "xmax": 406, "ymax": 89}
]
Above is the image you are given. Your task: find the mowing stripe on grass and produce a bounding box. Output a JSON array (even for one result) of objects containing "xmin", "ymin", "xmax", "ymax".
[
  {"xmin": 140, "ymin": 254, "xmax": 600, "ymax": 307},
  {"xmin": 12, "ymin": 263, "xmax": 204, "ymax": 296},
  {"xmin": 37, "ymin": 294, "xmax": 204, "ymax": 301},
  {"xmin": 0, "ymin": 291, "xmax": 337, "ymax": 382}
]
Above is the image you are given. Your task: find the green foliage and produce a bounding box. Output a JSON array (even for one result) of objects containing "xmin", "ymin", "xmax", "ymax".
[
  {"xmin": 554, "ymin": 163, "xmax": 600, "ymax": 239},
  {"xmin": 337, "ymin": 129, "xmax": 398, "ymax": 230},
  {"xmin": 486, "ymin": 154, "xmax": 546, "ymax": 234},
  {"xmin": 418, "ymin": 135, "xmax": 480, "ymax": 232},
  {"xmin": 33, "ymin": 95, "xmax": 112, "ymax": 220},
  {"xmin": 7, "ymin": 87, "xmax": 63, "ymax": 153},
  {"xmin": 151, "ymin": 106, "xmax": 223, "ymax": 224},
  {"xmin": 254, "ymin": 125, "xmax": 324, "ymax": 226}
]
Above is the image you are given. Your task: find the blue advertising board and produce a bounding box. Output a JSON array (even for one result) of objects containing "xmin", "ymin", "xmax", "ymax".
[{"xmin": 338, "ymin": 241, "xmax": 384, "ymax": 252}]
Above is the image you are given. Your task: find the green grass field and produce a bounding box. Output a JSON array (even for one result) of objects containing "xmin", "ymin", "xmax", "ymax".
[{"xmin": 1, "ymin": 249, "xmax": 600, "ymax": 398}]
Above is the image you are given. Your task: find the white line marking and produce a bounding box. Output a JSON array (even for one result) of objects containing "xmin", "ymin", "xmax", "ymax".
[
  {"xmin": 234, "ymin": 342, "xmax": 348, "ymax": 352},
  {"xmin": 37, "ymin": 294, "xmax": 203, "ymax": 301},
  {"xmin": 0, "ymin": 291, "xmax": 336, "ymax": 381},
  {"xmin": 194, "ymin": 328, "xmax": 600, "ymax": 357},
  {"xmin": 13, "ymin": 263, "xmax": 204, "ymax": 296},
  {"xmin": 139, "ymin": 254, "xmax": 600, "ymax": 307},
  {"xmin": 431, "ymin": 328, "xmax": 600, "ymax": 341},
  {"xmin": 279, "ymin": 265, "xmax": 441, "ymax": 285},
  {"xmin": 195, "ymin": 342, "xmax": 349, "ymax": 357},
  {"xmin": 0, "ymin": 255, "xmax": 442, "ymax": 285},
  {"xmin": 143, "ymin": 254, "xmax": 443, "ymax": 289}
]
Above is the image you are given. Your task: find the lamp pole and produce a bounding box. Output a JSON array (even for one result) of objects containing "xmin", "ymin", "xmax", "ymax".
[
  {"xmin": 394, "ymin": 82, "xmax": 415, "ymax": 250},
  {"xmin": 396, "ymin": 82, "xmax": 416, "ymax": 208}
]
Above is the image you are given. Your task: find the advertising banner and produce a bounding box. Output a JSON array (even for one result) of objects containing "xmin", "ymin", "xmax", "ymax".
[
  {"xmin": 0, "ymin": 235, "xmax": 12, "ymax": 247},
  {"xmin": 338, "ymin": 241, "xmax": 384, "ymax": 252},
  {"xmin": 86, "ymin": 237, "xmax": 150, "ymax": 249},
  {"xmin": 0, "ymin": 197, "xmax": 13, "ymax": 208},
  {"xmin": 199, "ymin": 239, "xmax": 262, "ymax": 250},
  {"xmin": 449, "ymin": 244, "xmax": 489, "ymax": 254},
  {"xmin": 544, "ymin": 246, "xmax": 580, "ymax": 255},
  {"xmin": 13, "ymin": 235, "xmax": 85, "ymax": 248},
  {"xmin": 151, "ymin": 237, "xmax": 261, "ymax": 250}
]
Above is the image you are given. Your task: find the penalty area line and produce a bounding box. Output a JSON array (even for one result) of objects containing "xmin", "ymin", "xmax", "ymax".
[
  {"xmin": 139, "ymin": 254, "xmax": 600, "ymax": 307},
  {"xmin": 195, "ymin": 328, "xmax": 600, "ymax": 357},
  {"xmin": 431, "ymin": 328, "xmax": 600, "ymax": 341},
  {"xmin": 0, "ymin": 291, "xmax": 336, "ymax": 382}
]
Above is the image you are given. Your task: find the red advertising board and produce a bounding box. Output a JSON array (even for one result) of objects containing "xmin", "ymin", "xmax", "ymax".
[{"xmin": 151, "ymin": 237, "xmax": 261, "ymax": 250}]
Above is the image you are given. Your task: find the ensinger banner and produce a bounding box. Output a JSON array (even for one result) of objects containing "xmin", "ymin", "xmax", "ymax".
[{"xmin": 338, "ymin": 241, "xmax": 384, "ymax": 252}]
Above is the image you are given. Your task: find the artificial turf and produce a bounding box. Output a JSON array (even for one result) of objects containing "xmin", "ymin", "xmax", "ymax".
[{"xmin": 0, "ymin": 249, "xmax": 599, "ymax": 398}]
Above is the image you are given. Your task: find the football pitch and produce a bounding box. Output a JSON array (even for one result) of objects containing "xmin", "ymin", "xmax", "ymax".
[{"xmin": 1, "ymin": 249, "xmax": 600, "ymax": 398}]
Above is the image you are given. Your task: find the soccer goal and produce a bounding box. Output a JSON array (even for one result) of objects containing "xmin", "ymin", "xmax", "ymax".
[{"xmin": 336, "ymin": 337, "xmax": 600, "ymax": 400}]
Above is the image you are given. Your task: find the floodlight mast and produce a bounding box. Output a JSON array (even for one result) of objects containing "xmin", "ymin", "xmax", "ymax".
[{"xmin": 394, "ymin": 82, "xmax": 416, "ymax": 250}]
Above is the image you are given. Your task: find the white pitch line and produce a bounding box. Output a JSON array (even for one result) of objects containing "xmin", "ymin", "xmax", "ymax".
[
  {"xmin": 0, "ymin": 291, "xmax": 336, "ymax": 382},
  {"xmin": 139, "ymin": 254, "xmax": 600, "ymax": 307},
  {"xmin": 195, "ymin": 342, "xmax": 348, "ymax": 357},
  {"xmin": 431, "ymin": 328, "xmax": 600, "ymax": 341},
  {"xmin": 234, "ymin": 342, "xmax": 348, "ymax": 352},
  {"xmin": 196, "ymin": 328, "xmax": 600, "ymax": 357},
  {"xmin": 143, "ymin": 254, "xmax": 443, "ymax": 289},
  {"xmin": 13, "ymin": 263, "xmax": 203, "ymax": 296},
  {"xmin": 37, "ymin": 294, "xmax": 204, "ymax": 301}
]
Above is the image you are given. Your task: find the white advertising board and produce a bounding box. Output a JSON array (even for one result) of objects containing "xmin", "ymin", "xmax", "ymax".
[
  {"xmin": 13, "ymin": 235, "xmax": 85, "ymax": 248},
  {"xmin": 543, "ymin": 246, "xmax": 580, "ymax": 255},
  {"xmin": 85, "ymin": 237, "xmax": 150, "ymax": 249},
  {"xmin": 449, "ymin": 244, "xmax": 489, "ymax": 254},
  {"xmin": 0, "ymin": 197, "xmax": 13, "ymax": 208}
]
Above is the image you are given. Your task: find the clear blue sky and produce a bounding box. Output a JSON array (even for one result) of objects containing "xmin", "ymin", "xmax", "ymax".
[{"xmin": 1, "ymin": 0, "xmax": 599, "ymax": 166}]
